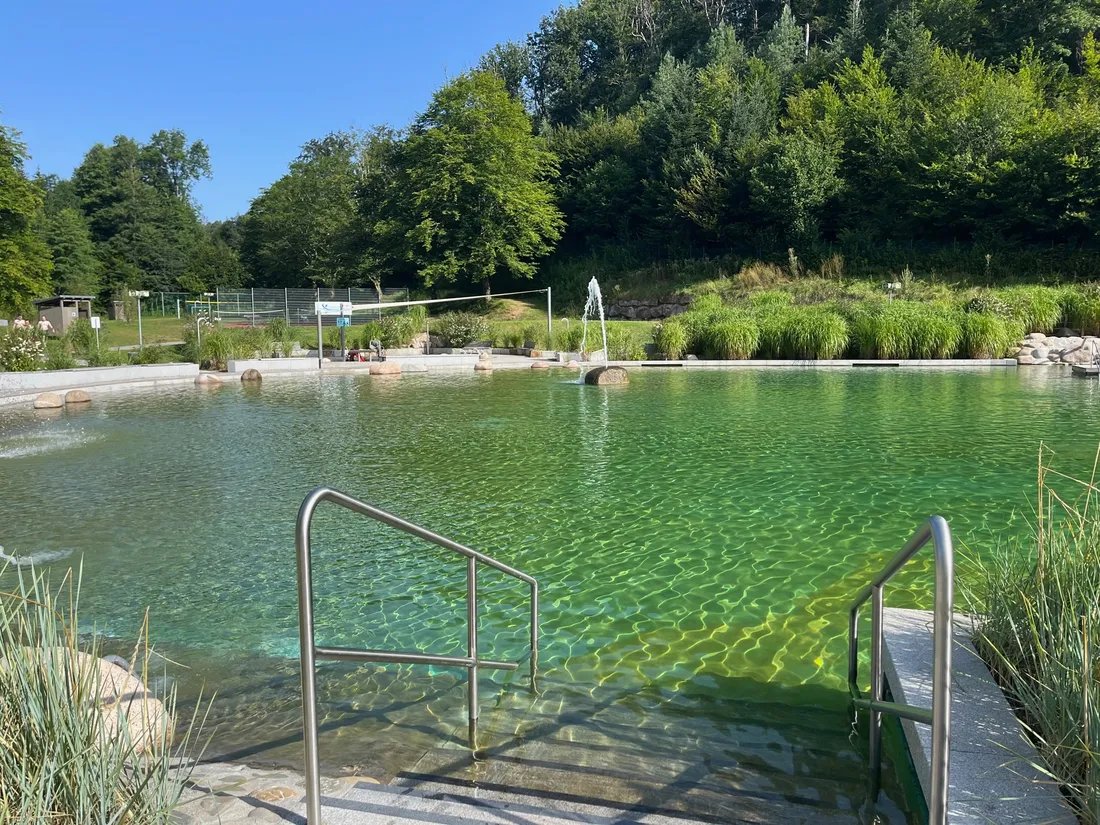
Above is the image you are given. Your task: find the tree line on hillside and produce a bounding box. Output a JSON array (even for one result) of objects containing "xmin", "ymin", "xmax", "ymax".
[{"xmin": 4, "ymin": 0, "xmax": 1100, "ymax": 315}]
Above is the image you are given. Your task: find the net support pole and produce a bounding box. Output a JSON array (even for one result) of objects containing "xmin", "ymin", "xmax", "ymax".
[{"xmin": 546, "ymin": 288, "xmax": 552, "ymax": 350}]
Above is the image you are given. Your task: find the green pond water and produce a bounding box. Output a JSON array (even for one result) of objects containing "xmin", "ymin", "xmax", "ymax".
[{"xmin": 1, "ymin": 367, "xmax": 1097, "ymax": 819}]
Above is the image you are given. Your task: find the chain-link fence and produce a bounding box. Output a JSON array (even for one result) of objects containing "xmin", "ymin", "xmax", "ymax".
[{"xmin": 158, "ymin": 287, "xmax": 411, "ymax": 327}]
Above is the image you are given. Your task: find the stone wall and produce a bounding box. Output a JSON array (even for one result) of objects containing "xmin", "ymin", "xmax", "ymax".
[
  {"xmin": 1012, "ymin": 333, "xmax": 1098, "ymax": 366},
  {"xmin": 607, "ymin": 296, "xmax": 691, "ymax": 320}
]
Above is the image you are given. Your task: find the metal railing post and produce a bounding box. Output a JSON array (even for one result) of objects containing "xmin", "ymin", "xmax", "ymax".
[
  {"xmin": 531, "ymin": 582, "xmax": 539, "ymax": 688},
  {"xmin": 546, "ymin": 287, "xmax": 552, "ymax": 349},
  {"xmin": 869, "ymin": 583, "xmax": 885, "ymax": 796},
  {"xmin": 929, "ymin": 518, "xmax": 955, "ymax": 825},
  {"xmin": 467, "ymin": 557, "xmax": 479, "ymax": 751},
  {"xmin": 296, "ymin": 492, "xmax": 324, "ymax": 825},
  {"xmin": 845, "ymin": 516, "xmax": 954, "ymax": 825}
]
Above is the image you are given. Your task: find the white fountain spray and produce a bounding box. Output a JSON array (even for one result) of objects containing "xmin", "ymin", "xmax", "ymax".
[{"xmin": 578, "ymin": 277, "xmax": 608, "ymax": 384}]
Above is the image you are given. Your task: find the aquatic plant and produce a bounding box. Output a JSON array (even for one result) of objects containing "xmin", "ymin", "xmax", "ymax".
[
  {"xmin": 965, "ymin": 446, "xmax": 1100, "ymax": 824},
  {"xmin": 784, "ymin": 306, "xmax": 849, "ymax": 360},
  {"xmin": 998, "ymin": 286, "xmax": 1067, "ymax": 334},
  {"xmin": 0, "ymin": 566, "xmax": 206, "ymax": 824},
  {"xmin": 1064, "ymin": 286, "xmax": 1100, "ymax": 336},
  {"xmin": 653, "ymin": 318, "xmax": 688, "ymax": 359},
  {"xmin": 962, "ymin": 312, "xmax": 1019, "ymax": 358},
  {"xmin": 703, "ymin": 314, "xmax": 760, "ymax": 359}
]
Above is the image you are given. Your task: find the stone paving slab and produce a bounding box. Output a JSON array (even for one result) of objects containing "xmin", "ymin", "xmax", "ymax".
[{"xmin": 882, "ymin": 608, "xmax": 1075, "ymax": 824}]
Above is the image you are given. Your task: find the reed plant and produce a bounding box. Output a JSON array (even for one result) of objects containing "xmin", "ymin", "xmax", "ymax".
[
  {"xmin": 1064, "ymin": 286, "xmax": 1100, "ymax": 336},
  {"xmin": 965, "ymin": 446, "xmax": 1100, "ymax": 824},
  {"xmin": 703, "ymin": 313, "xmax": 760, "ymax": 359},
  {"xmin": 998, "ymin": 286, "xmax": 1067, "ymax": 334},
  {"xmin": 783, "ymin": 306, "xmax": 849, "ymax": 360},
  {"xmin": 0, "ymin": 565, "xmax": 206, "ymax": 824},
  {"xmin": 962, "ymin": 312, "xmax": 1020, "ymax": 358}
]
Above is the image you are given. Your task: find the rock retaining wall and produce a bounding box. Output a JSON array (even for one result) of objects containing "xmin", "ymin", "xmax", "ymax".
[
  {"xmin": 607, "ymin": 296, "xmax": 691, "ymax": 320},
  {"xmin": 1011, "ymin": 333, "xmax": 1098, "ymax": 365}
]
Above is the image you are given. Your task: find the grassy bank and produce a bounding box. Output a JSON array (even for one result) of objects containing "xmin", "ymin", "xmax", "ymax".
[{"xmin": 965, "ymin": 447, "xmax": 1100, "ymax": 824}]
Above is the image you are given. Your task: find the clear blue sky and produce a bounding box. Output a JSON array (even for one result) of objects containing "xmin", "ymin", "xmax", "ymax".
[{"xmin": 1, "ymin": 1, "xmax": 559, "ymax": 221}]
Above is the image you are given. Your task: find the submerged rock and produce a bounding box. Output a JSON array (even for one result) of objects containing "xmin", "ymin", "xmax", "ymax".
[
  {"xmin": 33, "ymin": 392, "xmax": 63, "ymax": 409},
  {"xmin": 240, "ymin": 368, "xmax": 262, "ymax": 382},
  {"xmin": 530, "ymin": 361, "xmax": 551, "ymax": 370},
  {"xmin": 474, "ymin": 360, "xmax": 493, "ymax": 372},
  {"xmin": 195, "ymin": 373, "xmax": 222, "ymax": 385},
  {"xmin": 64, "ymin": 390, "xmax": 91, "ymax": 404},
  {"xmin": 370, "ymin": 361, "xmax": 401, "ymax": 375},
  {"xmin": 584, "ymin": 366, "xmax": 630, "ymax": 385}
]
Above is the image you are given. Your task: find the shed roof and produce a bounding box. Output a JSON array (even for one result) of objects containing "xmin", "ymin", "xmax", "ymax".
[{"xmin": 32, "ymin": 295, "xmax": 95, "ymax": 306}]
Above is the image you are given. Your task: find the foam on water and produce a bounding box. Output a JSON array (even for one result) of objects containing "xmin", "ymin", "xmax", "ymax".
[
  {"xmin": 0, "ymin": 546, "xmax": 74, "ymax": 567},
  {"xmin": 0, "ymin": 429, "xmax": 99, "ymax": 459}
]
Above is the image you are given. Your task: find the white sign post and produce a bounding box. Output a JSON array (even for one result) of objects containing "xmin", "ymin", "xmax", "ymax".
[
  {"xmin": 313, "ymin": 302, "xmax": 353, "ymax": 368},
  {"xmin": 90, "ymin": 316, "xmax": 101, "ymax": 349},
  {"xmin": 129, "ymin": 290, "xmax": 150, "ymax": 349}
]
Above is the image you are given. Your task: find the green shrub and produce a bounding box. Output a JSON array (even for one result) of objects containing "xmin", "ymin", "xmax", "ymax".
[
  {"xmin": 522, "ymin": 323, "xmax": 547, "ymax": 348},
  {"xmin": 133, "ymin": 344, "xmax": 175, "ymax": 365},
  {"xmin": 962, "ymin": 312, "xmax": 1019, "ymax": 357},
  {"xmin": 434, "ymin": 312, "xmax": 491, "ymax": 347},
  {"xmin": 606, "ymin": 325, "xmax": 648, "ymax": 360},
  {"xmin": 965, "ymin": 293, "xmax": 1011, "ymax": 317},
  {"xmin": 66, "ymin": 319, "xmax": 97, "ymax": 357},
  {"xmin": 87, "ymin": 348, "xmax": 129, "ymax": 367},
  {"xmin": 785, "ymin": 307, "xmax": 849, "ymax": 360},
  {"xmin": 0, "ymin": 567, "xmax": 203, "ymax": 824},
  {"xmin": 357, "ymin": 321, "xmax": 384, "ymax": 348},
  {"xmin": 0, "ymin": 328, "xmax": 45, "ymax": 371},
  {"xmin": 43, "ymin": 339, "xmax": 77, "ymax": 370},
  {"xmin": 234, "ymin": 327, "xmax": 274, "ymax": 357},
  {"xmin": 653, "ymin": 319, "xmax": 688, "ymax": 359},
  {"xmin": 703, "ymin": 314, "xmax": 760, "ymax": 359},
  {"xmin": 200, "ymin": 326, "xmax": 235, "ymax": 369},
  {"xmin": 556, "ymin": 323, "xmax": 583, "ymax": 352}
]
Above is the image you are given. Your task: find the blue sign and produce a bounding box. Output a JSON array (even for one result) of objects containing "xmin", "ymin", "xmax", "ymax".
[{"xmin": 336, "ymin": 316, "xmax": 350, "ymax": 328}]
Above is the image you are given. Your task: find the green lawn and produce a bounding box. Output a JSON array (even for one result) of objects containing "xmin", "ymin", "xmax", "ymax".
[{"xmin": 101, "ymin": 317, "xmax": 188, "ymax": 348}]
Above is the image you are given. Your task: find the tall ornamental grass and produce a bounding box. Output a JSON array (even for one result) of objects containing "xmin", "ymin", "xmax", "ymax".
[
  {"xmin": 962, "ymin": 311, "xmax": 1021, "ymax": 358},
  {"xmin": 998, "ymin": 286, "xmax": 1067, "ymax": 334},
  {"xmin": 0, "ymin": 566, "xmax": 206, "ymax": 824},
  {"xmin": 1065, "ymin": 287, "xmax": 1100, "ymax": 336},
  {"xmin": 967, "ymin": 446, "xmax": 1100, "ymax": 824},
  {"xmin": 783, "ymin": 306, "xmax": 849, "ymax": 360}
]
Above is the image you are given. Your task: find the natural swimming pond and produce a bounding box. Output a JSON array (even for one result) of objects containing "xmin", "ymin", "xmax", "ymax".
[{"xmin": 2, "ymin": 367, "xmax": 1098, "ymax": 821}]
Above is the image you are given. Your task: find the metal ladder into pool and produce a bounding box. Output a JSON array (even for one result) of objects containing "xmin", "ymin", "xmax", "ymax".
[
  {"xmin": 294, "ymin": 490, "xmax": 955, "ymax": 825},
  {"xmin": 294, "ymin": 487, "xmax": 539, "ymax": 825},
  {"xmin": 847, "ymin": 516, "xmax": 956, "ymax": 825}
]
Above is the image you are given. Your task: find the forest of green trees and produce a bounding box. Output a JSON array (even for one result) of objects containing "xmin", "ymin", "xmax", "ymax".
[{"xmin": 4, "ymin": 0, "xmax": 1100, "ymax": 314}]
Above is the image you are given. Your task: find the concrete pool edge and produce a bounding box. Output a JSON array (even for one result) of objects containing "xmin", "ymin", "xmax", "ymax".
[
  {"xmin": 882, "ymin": 607, "xmax": 1073, "ymax": 824},
  {"xmin": 0, "ymin": 357, "xmax": 1021, "ymax": 409}
]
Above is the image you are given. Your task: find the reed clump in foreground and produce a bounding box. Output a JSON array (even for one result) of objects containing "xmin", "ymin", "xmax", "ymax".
[
  {"xmin": 0, "ymin": 565, "xmax": 206, "ymax": 824},
  {"xmin": 966, "ymin": 446, "xmax": 1100, "ymax": 824}
]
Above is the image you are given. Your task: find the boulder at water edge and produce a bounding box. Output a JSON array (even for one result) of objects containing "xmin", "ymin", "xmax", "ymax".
[
  {"xmin": 240, "ymin": 368, "xmax": 262, "ymax": 382},
  {"xmin": 584, "ymin": 366, "xmax": 629, "ymax": 385},
  {"xmin": 566, "ymin": 360, "xmax": 581, "ymax": 368},
  {"xmin": 64, "ymin": 390, "xmax": 91, "ymax": 404},
  {"xmin": 370, "ymin": 361, "xmax": 401, "ymax": 375},
  {"xmin": 531, "ymin": 361, "xmax": 551, "ymax": 370},
  {"xmin": 474, "ymin": 360, "xmax": 493, "ymax": 372},
  {"xmin": 33, "ymin": 392, "xmax": 63, "ymax": 409},
  {"xmin": 195, "ymin": 373, "xmax": 222, "ymax": 385}
]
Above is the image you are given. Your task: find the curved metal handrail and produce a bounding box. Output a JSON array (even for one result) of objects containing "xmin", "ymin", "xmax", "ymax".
[
  {"xmin": 296, "ymin": 487, "xmax": 539, "ymax": 825},
  {"xmin": 847, "ymin": 515, "xmax": 954, "ymax": 825}
]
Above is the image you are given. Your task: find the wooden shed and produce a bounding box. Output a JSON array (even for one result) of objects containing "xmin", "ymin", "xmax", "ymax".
[{"xmin": 32, "ymin": 295, "xmax": 94, "ymax": 334}]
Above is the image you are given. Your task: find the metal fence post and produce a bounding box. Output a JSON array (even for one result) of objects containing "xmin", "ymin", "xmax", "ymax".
[
  {"xmin": 285, "ymin": 288, "xmax": 290, "ymax": 324},
  {"xmin": 251, "ymin": 288, "xmax": 256, "ymax": 327}
]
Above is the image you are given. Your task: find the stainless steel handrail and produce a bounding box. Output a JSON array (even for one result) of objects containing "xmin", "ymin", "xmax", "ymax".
[
  {"xmin": 296, "ymin": 486, "xmax": 539, "ymax": 825},
  {"xmin": 847, "ymin": 515, "xmax": 954, "ymax": 825}
]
